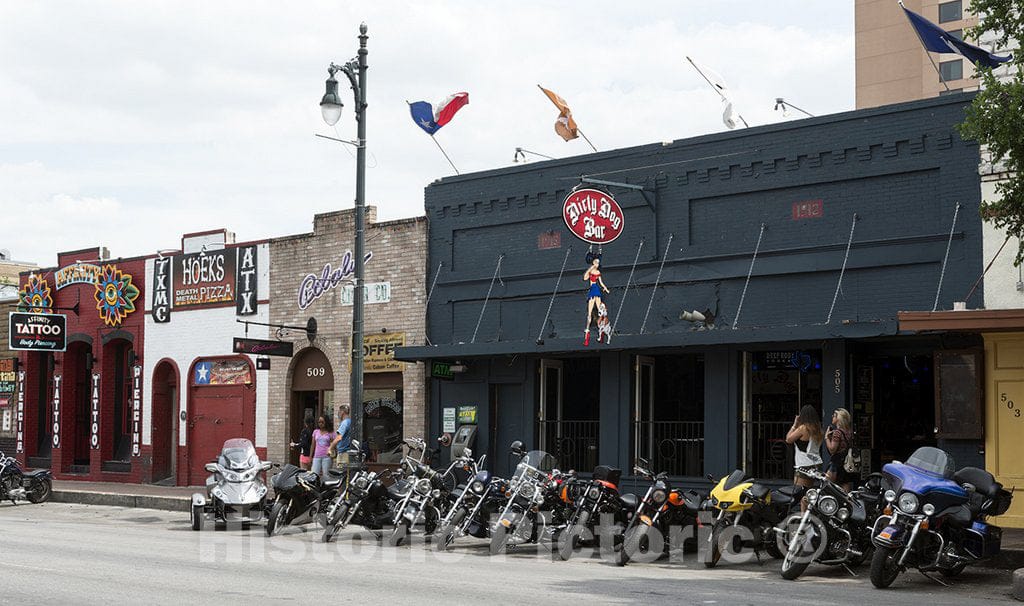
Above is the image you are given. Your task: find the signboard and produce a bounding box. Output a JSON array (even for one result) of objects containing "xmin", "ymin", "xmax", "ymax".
[
  {"xmin": 233, "ymin": 337, "xmax": 294, "ymax": 357},
  {"xmin": 297, "ymin": 251, "xmax": 374, "ymax": 310},
  {"xmin": 51, "ymin": 375, "xmax": 61, "ymax": 449},
  {"xmin": 442, "ymin": 407, "xmax": 456, "ymax": 433},
  {"xmin": 173, "ymin": 249, "xmax": 237, "ymax": 309},
  {"xmin": 55, "ymin": 263, "xmax": 102, "ymax": 290},
  {"xmin": 131, "ymin": 365, "xmax": 142, "ymax": 456},
  {"xmin": 9, "ymin": 312, "xmax": 67, "ymax": 352},
  {"xmin": 362, "ymin": 332, "xmax": 406, "ymax": 373},
  {"xmin": 16, "ymin": 370, "xmax": 25, "ymax": 452},
  {"xmin": 152, "ymin": 257, "xmax": 172, "ymax": 323},
  {"xmin": 562, "ymin": 188, "xmax": 624, "ymax": 245},
  {"xmin": 90, "ymin": 373, "xmax": 100, "ymax": 449},
  {"xmin": 340, "ymin": 282, "xmax": 391, "ymax": 306},
  {"xmin": 0, "ymin": 358, "xmax": 16, "ymax": 394},
  {"xmin": 193, "ymin": 359, "xmax": 252, "ymax": 386},
  {"xmin": 457, "ymin": 405, "xmax": 478, "ymax": 424},
  {"xmin": 792, "ymin": 199, "xmax": 824, "ymax": 220},
  {"xmin": 431, "ymin": 361, "xmax": 454, "ymax": 380},
  {"xmin": 235, "ymin": 245, "xmax": 258, "ymax": 316}
]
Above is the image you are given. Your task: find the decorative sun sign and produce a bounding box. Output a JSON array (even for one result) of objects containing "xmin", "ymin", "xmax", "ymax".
[{"xmin": 562, "ymin": 188, "xmax": 624, "ymax": 245}]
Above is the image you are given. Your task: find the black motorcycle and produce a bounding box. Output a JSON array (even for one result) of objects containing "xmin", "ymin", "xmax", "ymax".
[
  {"xmin": 615, "ymin": 458, "xmax": 702, "ymax": 566},
  {"xmin": 556, "ymin": 465, "xmax": 637, "ymax": 561},
  {"xmin": 489, "ymin": 442, "xmax": 568, "ymax": 555},
  {"xmin": 433, "ymin": 452, "xmax": 500, "ymax": 550},
  {"xmin": 386, "ymin": 442, "xmax": 464, "ymax": 547},
  {"xmin": 0, "ymin": 451, "xmax": 52, "ymax": 504},
  {"xmin": 779, "ymin": 467, "xmax": 884, "ymax": 579},
  {"xmin": 265, "ymin": 463, "xmax": 345, "ymax": 536}
]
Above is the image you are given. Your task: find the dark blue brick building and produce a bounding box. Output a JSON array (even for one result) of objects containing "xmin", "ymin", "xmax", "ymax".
[{"xmin": 398, "ymin": 93, "xmax": 985, "ymax": 483}]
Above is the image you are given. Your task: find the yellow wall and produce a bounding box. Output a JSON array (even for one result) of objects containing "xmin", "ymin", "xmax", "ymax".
[{"xmin": 984, "ymin": 332, "xmax": 1024, "ymax": 528}]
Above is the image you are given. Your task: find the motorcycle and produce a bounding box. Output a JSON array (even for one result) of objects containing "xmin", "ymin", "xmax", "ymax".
[
  {"xmin": 190, "ymin": 438, "xmax": 270, "ymax": 530},
  {"xmin": 265, "ymin": 457, "xmax": 346, "ymax": 536},
  {"xmin": 433, "ymin": 451, "xmax": 497, "ymax": 550},
  {"xmin": 0, "ymin": 451, "xmax": 52, "ymax": 505},
  {"xmin": 702, "ymin": 469, "xmax": 800, "ymax": 567},
  {"xmin": 778, "ymin": 466, "xmax": 884, "ymax": 579},
  {"xmin": 615, "ymin": 458, "xmax": 703, "ymax": 566},
  {"xmin": 869, "ymin": 446, "xmax": 1013, "ymax": 588},
  {"xmin": 489, "ymin": 442, "xmax": 568, "ymax": 554},
  {"xmin": 556, "ymin": 465, "xmax": 637, "ymax": 561},
  {"xmin": 321, "ymin": 438, "xmax": 425, "ymax": 543},
  {"xmin": 386, "ymin": 437, "xmax": 456, "ymax": 546}
]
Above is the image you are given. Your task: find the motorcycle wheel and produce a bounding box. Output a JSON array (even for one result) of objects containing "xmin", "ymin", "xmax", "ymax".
[
  {"xmin": 870, "ymin": 545, "xmax": 901, "ymax": 589},
  {"xmin": 190, "ymin": 504, "xmax": 204, "ymax": 531},
  {"xmin": 558, "ymin": 511, "xmax": 589, "ymax": 561},
  {"xmin": 27, "ymin": 478, "xmax": 52, "ymax": 504},
  {"xmin": 616, "ymin": 524, "xmax": 649, "ymax": 567},
  {"xmin": 780, "ymin": 539, "xmax": 812, "ymax": 580},
  {"xmin": 434, "ymin": 523, "xmax": 457, "ymax": 552},
  {"xmin": 321, "ymin": 504, "xmax": 349, "ymax": 543},
  {"xmin": 704, "ymin": 524, "xmax": 724, "ymax": 568},
  {"xmin": 265, "ymin": 499, "xmax": 287, "ymax": 537},
  {"xmin": 388, "ymin": 523, "xmax": 408, "ymax": 547},
  {"xmin": 490, "ymin": 525, "xmax": 511, "ymax": 555},
  {"xmin": 764, "ymin": 523, "xmax": 784, "ymax": 559},
  {"xmin": 939, "ymin": 562, "xmax": 967, "ymax": 578}
]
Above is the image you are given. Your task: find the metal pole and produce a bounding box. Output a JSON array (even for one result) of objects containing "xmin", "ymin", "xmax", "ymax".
[{"xmin": 350, "ymin": 23, "xmax": 368, "ymax": 447}]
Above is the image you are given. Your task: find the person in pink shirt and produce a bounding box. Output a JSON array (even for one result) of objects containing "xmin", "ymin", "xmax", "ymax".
[{"xmin": 310, "ymin": 415, "xmax": 336, "ymax": 477}]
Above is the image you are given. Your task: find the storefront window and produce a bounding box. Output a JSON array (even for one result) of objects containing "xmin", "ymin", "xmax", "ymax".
[
  {"xmin": 742, "ymin": 350, "xmax": 822, "ymax": 480},
  {"xmin": 538, "ymin": 358, "xmax": 599, "ymax": 472},
  {"xmin": 363, "ymin": 387, "xmax": 403, "ymax": 463},
  {"xmin": 632, "ymin": 354, "xmax": 705, "ymax": 477}
]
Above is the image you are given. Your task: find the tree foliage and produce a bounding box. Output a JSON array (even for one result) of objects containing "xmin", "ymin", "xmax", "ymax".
[{"xmin": 960, "ymin": 0, "xmax": 1024, "ymax": 264}]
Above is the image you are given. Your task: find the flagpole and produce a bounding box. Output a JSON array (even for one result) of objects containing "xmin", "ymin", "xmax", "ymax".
[
  {"xmin": 686, "ymin": 56, "xmax": 749, "ymax": 127},
  {"xmin": 577, "ymin": 129, "xmax": 598, "ymax": 153},
  {"xmin": 430, "ymin": 134, "xmax": 460, "ymax": 174},
  {"xmin": 899, "ymin": 0, "xmax": 951, "ymax": 92}
]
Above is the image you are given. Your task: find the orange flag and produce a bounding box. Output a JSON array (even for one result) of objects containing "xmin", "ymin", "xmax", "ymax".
[{"xmin": 538, "ymin": 85, "xmax": 579, "ymax": 142}]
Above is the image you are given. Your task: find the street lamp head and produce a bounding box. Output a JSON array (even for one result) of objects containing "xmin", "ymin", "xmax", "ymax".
[{"xmin": 320, "ymin": 71, "xmax": 344, "ymax": 126}]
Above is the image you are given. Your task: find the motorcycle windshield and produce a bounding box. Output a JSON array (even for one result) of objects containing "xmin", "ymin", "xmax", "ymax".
[
  {"xmin": 219, "ymin": 438, "xmax": 258, "ymax": 471},
  {"xmin": 521, "ymin": 451, "xmax": 556, "ymax": 474},
  {"xmin": 905, "ymin": 447, "xmax": 955, "ymax": 480}
]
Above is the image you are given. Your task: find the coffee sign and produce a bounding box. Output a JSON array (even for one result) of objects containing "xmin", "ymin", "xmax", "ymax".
[{"xmin": 562, "ymin": 188, "xmax": 624, "ymax": 245}]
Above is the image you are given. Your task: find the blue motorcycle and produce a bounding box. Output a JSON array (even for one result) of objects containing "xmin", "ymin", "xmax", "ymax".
[{"xmin": 870, "ymin": 446, "xmax": 1012, "ymax": 588}]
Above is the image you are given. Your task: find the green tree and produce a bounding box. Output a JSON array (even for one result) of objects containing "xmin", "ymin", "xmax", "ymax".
[{"xmin": 960, "ymin": 1, "xmax": 1024, "ymax": 264}]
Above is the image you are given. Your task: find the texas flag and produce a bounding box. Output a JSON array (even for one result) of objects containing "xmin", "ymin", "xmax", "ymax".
[{"xmin": 409, "ymin": 92, "xmax": 469, "ymax": 135}]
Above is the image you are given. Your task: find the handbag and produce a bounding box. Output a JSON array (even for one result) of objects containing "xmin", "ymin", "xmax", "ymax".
[{"xmin": 842, "ymin": 431, "xmax": 860, "ymax": 473}]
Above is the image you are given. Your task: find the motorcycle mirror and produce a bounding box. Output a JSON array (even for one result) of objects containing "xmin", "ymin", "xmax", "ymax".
[
  {"xmin": 260, "ymin": 461, "xmax": 272, "ymax": 471},
  {"xmin": 509, "ymin": 440, "xmax": 524, "ymax": 454},
  {"xmin": 464, "ymin": 448, "xmax": 473, "ymax": 458},
  {"xmin": 706, "ymin": 474, "xmax": 715, "ymax": 482},
  {"xmin": 204, "ymin": 463, "xmax": 219, "ymax": 473},
  {"xmin": 351, "ymin": 439, "xmax": 361, "ymax": 451}
]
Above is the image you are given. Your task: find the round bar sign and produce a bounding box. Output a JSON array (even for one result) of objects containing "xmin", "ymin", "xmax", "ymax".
[{"xmin": 562, "ymin": 188, "xmax": 624, "ymax": 245}]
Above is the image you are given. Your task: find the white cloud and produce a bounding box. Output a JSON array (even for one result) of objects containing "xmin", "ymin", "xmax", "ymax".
[{"xmin": 0, "ymin": 1, "xmax": 854, "ymax": 266}]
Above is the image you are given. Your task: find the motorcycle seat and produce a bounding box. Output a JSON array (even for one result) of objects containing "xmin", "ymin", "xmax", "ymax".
[
  {"xmin": 322, "ymin": 478, "xmax": 343, "ymax": 489},
  {"xmin": 386, "ymin": 484, "xmax": 406, "ymax": 500},
  {"xmin": 769, "ymin": 489, "xmax": 792, "ymax": 505},
  {"xmin": 23, "ymin": 470, "xmax": 51, "ymax": 478},
  {"xmin": 747, "ymin": 483, "xmax": 770, "ymax": 501},
  {"xmin": 955, "ymin": 467, "xmax": 1003, "ymax": 498},
  {"xmin": 325, "ymin": 469, "xmax": 347, "ymax": 480},
  {"xmin": 619, "ymin": 493, "xmax": 638, "ymax": 510}
]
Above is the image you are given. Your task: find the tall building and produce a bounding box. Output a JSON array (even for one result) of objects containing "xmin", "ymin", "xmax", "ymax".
[{"xmin": 856, "ymin": 0, "xmax": 979, "ymax": 108}]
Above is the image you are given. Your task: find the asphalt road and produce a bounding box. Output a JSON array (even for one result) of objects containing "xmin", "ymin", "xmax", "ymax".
[{"xmin": 0, "ymin": 502, "xmax": 1016, "ymax": 605}]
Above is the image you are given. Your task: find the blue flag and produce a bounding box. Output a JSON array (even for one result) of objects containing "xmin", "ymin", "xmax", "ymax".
[
  {"xmin": 409, "ymin": 93, "xmax": 470, "ymax": 135},
  {"xmin": 901, "ymin": 3, "xmax": 1011, "ymax": 69},
  {"xmin": 409, "ymin": 101, "xmax": 440, "ymax": 135}
]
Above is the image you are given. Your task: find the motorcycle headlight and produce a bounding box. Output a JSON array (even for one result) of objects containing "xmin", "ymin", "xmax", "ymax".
[
  {"xmin": 415, "ymin": 478, "xmax": 431, "ymax": 495},
  {"xmin": 520, "ymin": 483, "xmax": 536, "ymax": 499},
  {"xmin": 922, "ymin": 503, "xmax": 936, "ymax": 516},
  {"xmin": 470, "ymin": 480, "xmax": 485, "ymax": 495},
  {"xmin": 818, "ymin": 495, "xmax": 839, "ymax": 517},
  {"xmin": 586, "ymin": 486, "xmax": 600, "ymax": 500},
  {"xmin": 652, "ymin": 489, "xmax": 667, "ymax": 504},
  {"xmin": 884, "ymin": 490, "xmax": 896, "ymax": 503},
  {"xmin": 805, "ymin": 489, "xmax": 819, "ymax": 505},
  {"xmin": 898, "ymin": 492, "xmax": 919, "ymax": 514},
  {"xmin": 354, "ymin": 476, "xmax": 369, "ymax": 490},
  {"xmin": 222, "ymin": 469, "xmax": 240, "ymax": 482}
]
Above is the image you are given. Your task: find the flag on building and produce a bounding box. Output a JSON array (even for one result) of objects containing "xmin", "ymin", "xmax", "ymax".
[
  {"xmin": 409, "ymin": 92, "xmax": 470, "ymax": 135},
  {"xmin": 686, "ymin": 56, "xmax": 747, "ymax": 129},
  {"xmin": 899, "ymin": 2, "xmax": 1011, "ymax": 69},
  {"xmin": 538, "ymin": 85, "xmax": 579, "ymax": 142}
]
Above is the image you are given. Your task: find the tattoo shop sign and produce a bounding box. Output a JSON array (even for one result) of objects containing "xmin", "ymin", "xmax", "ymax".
[
  {"xmin": 563, "ymin": 188, "xmax": 624, "ymax": 245},
  {"xmin": 9, "ymin": 312, "xmax": 67, "ymax": 352},
  {"xmin": 153, "ymin": 245, "xmax": 258, "ymax": 321}
]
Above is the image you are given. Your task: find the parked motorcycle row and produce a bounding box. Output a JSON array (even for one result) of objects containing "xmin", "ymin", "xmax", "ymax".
[
  {"xmin": 0, "ymin": 451, "xmax": 53, "ymax": 505},
  {"xmin": 191, "ymin": 437, "xmax": 1014, "ymax": 589}
]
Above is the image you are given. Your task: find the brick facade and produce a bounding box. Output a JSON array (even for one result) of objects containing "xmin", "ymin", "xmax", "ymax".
[{"xmin": 267, "ymin": 208, "xmax": 427, "ymax": 466}]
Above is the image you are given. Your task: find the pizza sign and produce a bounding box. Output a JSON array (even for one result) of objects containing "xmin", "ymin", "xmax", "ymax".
[{"xmin": 562, "ymin": 188, "xmax": 624, "ymax": 245}]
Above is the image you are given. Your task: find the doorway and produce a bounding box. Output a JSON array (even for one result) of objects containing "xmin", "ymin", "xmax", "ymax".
[
  {"xmin": 289, "ymin": 347, "xmax": 334, "ymax": 466},
  {"xmin": 66, "ymin": 342, "xmax": 93, "ymax": 468},
  {"xmin": 151, "ymin": 361, "xmax": 178, "ymax": 483},
  {"xmin": 632, "ymin": 354, "xmax": 705, "ymax": 477},
  {"xmin": 537, "ymin": 357, "xmax": 599, "ymax": 472},
  {"xmin": 855, "ymin": 354, "xmax": 936, "ymax": 471}
]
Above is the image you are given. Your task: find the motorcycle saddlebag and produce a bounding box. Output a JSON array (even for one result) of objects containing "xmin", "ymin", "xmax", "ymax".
[
  {"xmin": 963, "ymin": 521, "xmax": 1002, "ymax": 559},
  {"xmin": 593, "ymin": 466, "xmax": 621, "ymax": 486},
  {"xmin": 987, "ymin": 489, "xmax": 1013, "ymax": 517}
]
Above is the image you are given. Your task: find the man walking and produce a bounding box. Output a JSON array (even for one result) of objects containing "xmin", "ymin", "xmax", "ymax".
[{"xmin": 331, "ymin": 404, "xmax": 353, "ymax": 468}]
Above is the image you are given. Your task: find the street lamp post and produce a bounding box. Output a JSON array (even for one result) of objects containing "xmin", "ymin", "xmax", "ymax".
[{"xmin": 320, "ymin": 23, "xmax": 368, "ymax": 447}]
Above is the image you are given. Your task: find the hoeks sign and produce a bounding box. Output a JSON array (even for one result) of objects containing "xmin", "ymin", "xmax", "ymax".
[{"xmin": 562, "ymin": 188, "xmax": 624, "ymax": 245}]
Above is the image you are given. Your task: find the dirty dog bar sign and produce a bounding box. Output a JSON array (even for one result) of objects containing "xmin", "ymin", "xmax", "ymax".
[{"xmin": 562, "ymin": 188, "xmax": 624, "ymax": 245}]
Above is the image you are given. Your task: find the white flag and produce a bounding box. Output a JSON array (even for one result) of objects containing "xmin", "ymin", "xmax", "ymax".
[{"xmin": 722, "ymin": 99, "xmax": 738, "ymax": 130}]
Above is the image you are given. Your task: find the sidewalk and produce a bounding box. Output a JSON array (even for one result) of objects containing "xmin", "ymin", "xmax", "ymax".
[{"xmin": 52, "ymin": 480, "xmax": 197, "ymax": 512}]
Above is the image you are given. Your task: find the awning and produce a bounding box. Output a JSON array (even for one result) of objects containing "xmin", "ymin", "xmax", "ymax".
[
  {"xmin": 899, "ymin": 308, "xmax": 1024, "ymax": 333},
  {"xmin": 395, "ymin": 320, "xmax": 899, "ymax": 361}
]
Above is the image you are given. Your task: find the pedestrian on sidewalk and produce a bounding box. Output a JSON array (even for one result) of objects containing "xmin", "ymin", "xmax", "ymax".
[
  {"xmin": 331, "ymin": 405, "xmax": 352, "ymax": 470},
  {"xmin": 825, "ymin": 408, "xmax": 855, "ymax": 491},
  {"xmin": 786, "ymin": 405, "xmax": 823, "ymax": 489},
  {"xmin": 290, "ymin": 416, "xmax": 315, "ymax": 470},
  {"xmin": 310, "ymin": 415, "xmax": 336, "ymax": 477}
]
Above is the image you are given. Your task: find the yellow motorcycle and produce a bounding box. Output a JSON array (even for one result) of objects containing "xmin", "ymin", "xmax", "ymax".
[{"xmin": 702, "ymin": 470, "xmax": 803, "ymax": 567}]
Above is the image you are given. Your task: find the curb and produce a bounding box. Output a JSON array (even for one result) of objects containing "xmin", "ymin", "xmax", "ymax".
[
  {"xmin": 52, "ymin": 490, "xmax": 190, "ymax": 512},
  {"xmin": 1014, "ymin": 568, "xmax": 1024, "ymax": 601}
]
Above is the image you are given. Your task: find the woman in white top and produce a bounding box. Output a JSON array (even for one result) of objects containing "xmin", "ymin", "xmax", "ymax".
[{"xmin": 785, "ymin": 405, "xmax": 823, "ymax": 489}]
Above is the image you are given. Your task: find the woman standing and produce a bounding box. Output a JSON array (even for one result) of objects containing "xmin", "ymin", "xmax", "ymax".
[
  {"xmin": 583, "ymin": 254, "xmax": 609, "ymax": 346},
  {"xmin": 825, "ymin": 408, "xmax": 855, "ymax": 490},
  {"xmin": 310, "ymin": 415, "xmax": 336, "ymax": 478},
  {"xmin": 290, "ymin": 416, "xmax": 315, "ymax": 471},
  {"xmin": 785, "ymin": 405, "xmax": 823, "ymax": 488}
]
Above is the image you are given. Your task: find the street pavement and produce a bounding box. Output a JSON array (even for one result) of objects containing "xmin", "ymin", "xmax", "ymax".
[{"xmin": 0, "ymin": 502, "xmax": 1016, "ymax": 605}]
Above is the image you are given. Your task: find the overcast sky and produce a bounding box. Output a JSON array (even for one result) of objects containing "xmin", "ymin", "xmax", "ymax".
[{"xmin": 0, "ymin": 1, "xmax": 853, "ymax": 267}]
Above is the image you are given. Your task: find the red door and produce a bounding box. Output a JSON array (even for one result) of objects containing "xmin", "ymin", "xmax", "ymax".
[{"xmin": 188, "ymin": 385, "xmax": 254, "ymax": 485}]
